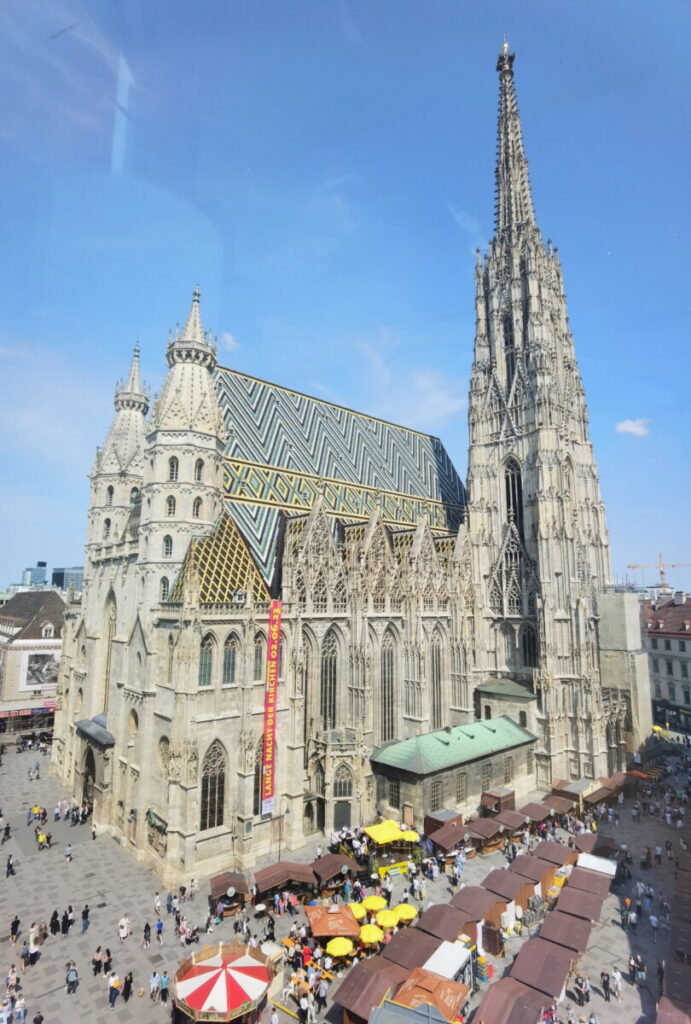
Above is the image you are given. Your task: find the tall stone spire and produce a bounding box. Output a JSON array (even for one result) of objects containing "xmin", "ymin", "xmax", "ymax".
[
  {"xmin": 494, "ymin": 42, "xmax": 536, "ymax": 236},
  {"xmin": 98, "ymin": 344, "xmax": 149, "ymax": 472}
]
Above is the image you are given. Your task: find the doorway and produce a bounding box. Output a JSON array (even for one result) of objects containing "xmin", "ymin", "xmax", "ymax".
[{"xmin": 334, "ymin": 801, "xmax": 351, "ymax": 830}]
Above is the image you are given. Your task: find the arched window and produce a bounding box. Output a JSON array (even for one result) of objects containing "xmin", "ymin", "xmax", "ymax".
[
  {"xmin": 333, "ymin": 575, "xmax": 347, "ymax": 612},
  {"xmin": 160, "ymin": 577, "xmax": 169, "ymax": 602},
  {"xmin": 162, "ymin": 535, "xmax": 173, "ymax": 558},
  {"xmin": 134, "ymin": 652, "xmax": 142, "ymax": 685},
  {"xmin": 130, "ymin": 487, "xmax": 139, "ymax": 505},
  {"xmin": 519, "ymin": 710, "xmax": 528, "ymax": 728},
  {"xmin": 320, "ymin": 631, "xmax": 338, "ymax": 731},
  {"xmin": 333, "ymin": 764, "xmax": 353, "ymax": 798},
  {"xmin": 522, "ymin": 625, "xmax": 537, "ymax": 667},
  {"xmin": 105, "ymin": 485, "xmax": 114, "ymax": 506},
  {"xmin": 253, "ymin": 736, "xmax": 264, "ymax": 816},
  {"xmin": 167, "ymin": 634, "xmax": 174, "ymax": 685},
  {"xmin": 295, "ymin": 572, "xmax": 306, "ymax": 610},
  {"xmin": 503, "ymin": 315, "xmax": 516, "ymax": 389},
  {"xmin": 380, "ymin": 632, "xmax": 395, "ymax": 743},
  {"xmin": 254, "ymin": 634, "xmax": 264, "ymax": 680},
  {"xmin": 313, "ymin": 573, "xmax": 327, "ymax": 613},
  {"xmin": 222, "ymin": 634, "xmax": 238, "ymax": 685},
  {"xmin": 501, "ymin": 624, "xmax": 514, "ymax": 669},
  {"xmin": 200, "ymin": 741, "xmax": 226, "ymax": 830},
  {"xmin": 166, "ymin": 495, "xmax": 176, "ymax": 517},
  {"xmin": 195, "ymin": 459, "xmax": 204, "ymax": 482},
  {"xmin": 103, "ymin": 518, "xmax": 111, "ymax": 540},
  {"xmin": 504, "ymin": 459, "xmax": 524, "ymax": 538},
  {"xmin": 103, "ymin": 594, "xmax": 116, "ymax": 712},
  {"xmin": 192, "ymin": 497, "xmax": 202, "ymax": 519},
  {"xmin": 430, "ymin": 633, "xmax": 442, "ymax": 729},
  {"xmin": 168, "ymin": 457, "xmax": 179, "ymax": 481},
  {"xmin": 198, "ymin": 633, "xmax": 215, "ymax": 687},
  {"xmin": 372, "ymin": 574, "xmax": 386, "ymax": 613},
  {"xmin": 484, "ymin": 704, "xmax": 492, "ymax": 720}
]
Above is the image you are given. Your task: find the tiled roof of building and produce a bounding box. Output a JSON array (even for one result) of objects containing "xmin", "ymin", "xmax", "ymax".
[
  {"xmin": 475, "ymin": 678, "xmax": 535, "ymax": 700},
  {"xmin": 0, "ymin": 590, "xmax": 65, "ymax": 641},
  {"xmin": 371, "ymin": 716, "xmax": 536, "ymax": 775},
  {"xmin": 642, "ymin": 595, "xmax": 691, "ymax": 636},
  {"xmin": 168, "ymin": 512, "xmax": 270, "ymax": 605}
]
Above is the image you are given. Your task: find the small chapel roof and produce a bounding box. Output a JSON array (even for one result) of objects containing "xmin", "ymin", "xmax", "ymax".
[
  {"xmin": 371, "ymin": 716, "xmax": 536, "ymax": 776},
  {"xmin": 475, "ymin": 678, "xmax": 535, "ymax": 700}
]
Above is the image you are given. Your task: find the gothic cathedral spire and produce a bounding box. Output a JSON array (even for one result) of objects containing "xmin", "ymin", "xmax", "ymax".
[{"xmin": 465, "ymin": 48, "xmax": 613, "ymax": 785}]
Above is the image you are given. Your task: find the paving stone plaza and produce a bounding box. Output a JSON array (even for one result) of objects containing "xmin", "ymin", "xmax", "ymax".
[{"xmin": 0, "ymin": 741, "xmax": 684, "ymax": 1023}]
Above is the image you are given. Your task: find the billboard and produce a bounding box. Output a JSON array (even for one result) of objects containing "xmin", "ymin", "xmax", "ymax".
[
  {"xmin": 25, "ymin": 652, "xmax": 59, "ymax": 689},
  {"xmin": 260, "ymin": 600, "xmax": 282, "ymax": 816}
]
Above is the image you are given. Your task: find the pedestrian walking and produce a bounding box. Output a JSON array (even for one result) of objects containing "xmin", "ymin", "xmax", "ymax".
[
  {"xmin": 13, "ymin": 994, "xmax": 26, "ymax": 1023},
  {"xmin": 6, "ymin": 853, "xmax": 15, "ymax": 876},
  {"xmin": 154, "ymin": 892, "xmax": 161, "ymax": 914},
  {"xmin": 160, "ymin": 970, "xmax": 170, "ymax": 1004},
  {"xmin": 611, "ymin": 967, "xmax": 622, "ymax": 1003},
  {"xmin": 10, "ymin": 914, "xmax": 20, "ymax": 943},
  {"xmin": 81, "ymin": 904, "xmax": 90, "ymax": 933},
  {"xmin": 122, "ymin": 971, "xmax": 133, "ymax": 1002},
  {"xmin": 108, "ymin": 971, "xmax": 121, "ymax": 1008},
  {"xmin": 150, "ymin": 970, "xmax": 161, "ymax": 1002},
  {"xmin": 92, "ymin": 946, "xmax": 104, "ymax": 975},
  {"xmin": 66, "ymin": 960, "xmax": 79, "ymax": 994},
  {"xmin": 143, "ymin": 922, "xmax": 151, "ymax": 948},
  {"xmin": 600, "ymin": 969, "xmax": 611, "ymax": 1002},
  {"xmin": 64, "ymin": 844, "xmax": 72, "ymax": 863},
  {"xmin": 650, "ymin": 913, "xmax": 659, "ymax": 942},
  {"xmin": 155, "ymin": 917, "xmax": 163, "ymax": 944}
]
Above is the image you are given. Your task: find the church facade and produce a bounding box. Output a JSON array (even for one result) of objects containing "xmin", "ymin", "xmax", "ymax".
[{"xmin": 52, "ymin": 48, "xmax": 651, "ymax": 884}]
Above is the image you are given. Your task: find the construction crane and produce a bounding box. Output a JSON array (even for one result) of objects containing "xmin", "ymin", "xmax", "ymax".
[{"xmin": 627, "ymin": 553, "xmax": 691, "ymax": 589}]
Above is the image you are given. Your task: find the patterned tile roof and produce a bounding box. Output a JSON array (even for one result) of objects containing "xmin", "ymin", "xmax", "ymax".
[
  {"xmin": 168, "ymin": 512, "xmax": 270, "ymax": 605},
  {"xmin": 371, "ymin": 716, "xmax": 536, "ymax": 775},
  {"xmin": 215, "ymin": 367, "xmax": 466, "ymax": 581}
]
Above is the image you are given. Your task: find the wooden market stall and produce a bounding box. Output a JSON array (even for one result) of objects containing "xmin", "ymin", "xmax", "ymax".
[
  {"xmin": 254, "ymin": 862, "xmax": 317, "ymax": 900},
  {"xmin": 495, "ymin": 808, "xmax": 529, "ymax": 835},
  {"xmin": 392, "ymin": 967, "xmax": 470, "ymax": 1023},
  {"xmin": 311, "ymin": 854, "xmax": 363, "ymax": 897},
  {"xmin": 416, "ymin": 904, "xmax": 476, "ymax": 944},
  {"xmin": 209, "ymin": 872, "xmax": 250, "ymax": 916},
  {"xmin": 333, "ymin": 957, "xmax": 408, "ymax": 1024},
  {"xmin": 554, "ymin": 886, "xmax": 603, "ymax": 922},
  {"xmin": 304, "ymin": 905, "xmax": 361, "ymax": 940},
  {"xmin": 566, "ymin": 865, "xmax": 612, "ymax": 899},
  {"xmin": 509, "ymin": 937, "xmax": 573, "ymax": 1001},
  {"xmin": 473, "ymin": 976, "xmax": 547, "ymax": 1024},
  {"xmin": 382, "ymin": 928, "xmax": 441, "ymax": 971},
  {"xmin": 482, "ymin": 868, "xmax": 534, "ymax": 914},
  {"xmin": 508, "ymin": 855, "xmax": 557, "ymax": 898},
  {"xmin": 466, "ymin": 817, "xmax": 503, "ymax": 854},
  {"xmin": 538, "ymin": 910, "xmax": 592, "ymax": 954}
]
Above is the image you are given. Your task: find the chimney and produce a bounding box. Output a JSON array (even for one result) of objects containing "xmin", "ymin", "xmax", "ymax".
[{"xmin": 674, "ymin": 591, "xmax": 686, "ymax": 606}]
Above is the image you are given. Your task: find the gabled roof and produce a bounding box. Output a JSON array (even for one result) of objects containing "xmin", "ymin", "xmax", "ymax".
[
  {"xmin": 371, "ymin": 716, "xmax": 536, "ymax": 776},
  {"xmin": 168, "ymin": 512, "xmax": 270, "ymax": 605},
  {"xmin": 0, "ymin": 590, "xmax": 65, "ymax": 641},
  {"xmin": 475, "ymin": 678, "xmax": 535, "ymax": 701}
]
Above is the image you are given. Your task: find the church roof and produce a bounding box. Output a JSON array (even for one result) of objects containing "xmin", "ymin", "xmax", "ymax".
[
  {"xmin": 371, "ymin": 716, "xmax": 536, "ymax": 776},
  {"xmin": 215, "ymin": 367, "xmax": 466, "ymax": 583},
  {"xmin": 168, "ymin": 512, "xmax": 270, "ymax": 605},
  {"xmin": 475, "ymin": 678, "xmax": 535, "ymax": 700}
]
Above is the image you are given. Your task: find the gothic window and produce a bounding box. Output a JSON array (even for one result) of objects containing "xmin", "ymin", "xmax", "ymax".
[
  {"xmin": 372, "ymin": 574, "xmax": 385, "ymax": 613},
  {"xmin": 481, "ymin": 761, "xmax": 492, "ymax": 790},
  {"xmin": 430, "ymin": 779, "xmax": 442, "ymax": 812},
  {"xmin": 500, "ymin": 624, "xmax": 513, "ymax": 669},
  {"xmin": 504, "ymin": 458, "xmax": 524, "ymax": 538},
  {"xmin": 430, "ymin": 633, "xmax": 442, "ymax": 730},
  {"xmin": 503, "ymin": 315, "xmax": 516, "ymax": 389},
  {"xmin": 521, "ymin": 625, "xmax": 537, "ymax": 667},
  {"xmin": 388, "ymin": 779, "xmax": 400, "ymax": 809},
  {"xmin": 313, "ymin": 573, "xmax": 327, "ymax": 613},
  {"xmin": 314, "ymin": 765, "xmax": 325, "ymax": 796},
  {"xmin": 333, "ymin": 575, "xmax": 347, "ymax": 612},
  {"xmin": 198, "ymin": 633, "xmax": 215, "ymax": 687},
  {"xmin": 106, "ymin": 485, "xmax": 114, "ymax": 506},
  {"xmin": 456, "ymin": 772, "xmax": 466, "ymax": 803},
  {"xmin": 504, "ymin": 755, "xmax": 514, "ymax": 785},
  {"xmin": 194, "ymin": 459, "xmax": 204, "ymax": 482},
  {"xmin": 295, "ymin": 572, "xmax": 306, "ymax": 611},
  {"xmin": 130, "ymin": 487, "xmax": 139, "ymax": 505},
  {"xmin": 167, "ymin": 634, "xmax": 174, "ymax": 685},
  {"xmin": 222, "ymin": 634, "xmax": 238, "ymax": 685},
  {"xmin": 333, "ymin": 764, "xmax": 353, "ymax": 798},
  {"xmin": 190, "ymin": 498, "xmax": 201, "ymax": 519},
  {"xmin": 507, "ymin": 576, "xmax": 522, "ymax": 616},
  {"xmin": 519, "ymin": 710, "xmax": 528, "ymax": 728},
  {"xmin": 423, "ymin": 583, "xmax": 434, "ymax": 612},
  {"xmin": 200, "ymin": 741, "xmax": 226, "ymax": 831},
  {"xmin": 254, "ymin": 634, "xmax": 264, "ymax": 680},
  {"xmin": 166, "ymin": 495, "xmax": 176, "ymax": 517},
  {"xmin": 160, "ymin": 576, "xmax": 169, "ymax": 602},
  {"xmin": 380, "ymin": 631, "xmax": 395, "ymax": 743},
  {"xmin": 162, "ymin": 535, "xmax": 173, "ymax": 558},
  {"xmin": 490, "ymin": 578, "xmax": 503, "ymax": 613},
  {"xmin": 103, "ymin": 518, "xmax": 111, "ymax": 540},
  {"xmin": 253, "ymin": 736, "xmax": 264, "ymax": 816},
  {"xmin": 390, "ymin": 586, "xmax": 402, "ymax": 613},
  {"xmin": 320, "ymin": 631, "xmax": 338, "ymax": 731},
  {"xmin": 168, "ymin": 457, "xmax": 179, "ymax": 481},
  {"xmin": 484, "ymin": 705, "xmax": 492, "ymax": 720}
]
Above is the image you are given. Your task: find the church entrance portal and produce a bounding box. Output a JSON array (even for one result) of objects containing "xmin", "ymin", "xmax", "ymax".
[
  {"xmin": 83, "ymin": 747, "xmax": 96, "ymax": 804},
  {"xmin": 334, "ymin": 801, "xmax": 351, "ymax": 830}
]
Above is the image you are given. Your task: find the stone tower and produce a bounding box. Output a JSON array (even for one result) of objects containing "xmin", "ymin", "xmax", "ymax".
[{"xmin": 465, "ymin": 45, "xmax": 616, "ymax": 785}]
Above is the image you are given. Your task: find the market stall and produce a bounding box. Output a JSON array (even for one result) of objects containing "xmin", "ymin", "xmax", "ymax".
[
  {"xmin": 449, "ymin": 885, "xmax": 508, "ymax": 955},
  {"xmin": 531, "ymin": 841, "xmax": 577, "ymax": 869},
  {"xmin": 575, "ymin": 852, "xmax": 617, "ymax": 878},
  {"xmin": 538, "ymin": 910, "xmax": 592, "ymax": 954},
  {"xmin": 554, "ymin": 887, "xmax": 603, "ymax": 922},
  {"xmin": 473, "ymin": 976, "xmax": 547, "ymax": 1024},
  {"xmin": 310, "ymin": 855, "xmax": 362, "ymax": 897},
  {"xmin": 465, "ymin": 817, "xmax": 503, "ymax": 854},
  {"xmin": 482, "ymin": 868, "xmax": 534, "ymax": 915},
  {"xmin": 364, "ymin": 821, "xmax": 418, "ymax": 878},
  {"xmin": 422, "ymin": 940, "xmax": 473, "ymax": 988},
  {"xmin": 517, "ymin": 803, "xmax": 551, "ymax": 825},
  {"xmin": 566, "ymin": 865, "xmax": 612, "ymax": 899},
  {"xmin": 494, "ymin": 809, "xmax": 529, "ymax": 834},
  {"xmin": 541, "ymin": 794, "xmax": 576, "ymax": 815},
  {"xmin": 393, "ymin": 966, "xmax": 470, "ymax": 1022},
  {"xmin": 382, "ymin": 928, "xmax": 441, "ymax": 971},
  {"xmin": 174, "ymin": 942, "xmax": 273, "ymax": 1023},
  {"xmin": 334, "ymin": 958, "xmax": 408, "ymax": 1024},
  {"xmin": 253, "ymin": 862, "xmax": 317, "ymax": 899},
  {"xmin": 509, "ymin": 937, "xmax": 573, "ymax": 1001},
  {"xmin": 416, "ymin": 905, "xmax": 475, "ymax": 944},
  {"xmin": 304, "ymin": 905, "xmax": 360, "ymax": 940},
  {"xmin": 209, "ymin": 873, "xmax": 250, "ymax": 916},
  {"xmin": 508, "ymin": 855, "xmax": 556, "ymax": 898}
]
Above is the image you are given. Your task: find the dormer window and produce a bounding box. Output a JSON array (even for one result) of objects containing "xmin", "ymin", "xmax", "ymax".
[{"xmin": 41, "ymin": 623, "xmax": 54, "ymax": 639}]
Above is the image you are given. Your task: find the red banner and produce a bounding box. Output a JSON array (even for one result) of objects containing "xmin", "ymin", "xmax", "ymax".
[{"xmin": 261, "ymin": 600, "xmax": 282, "ymax": 815}]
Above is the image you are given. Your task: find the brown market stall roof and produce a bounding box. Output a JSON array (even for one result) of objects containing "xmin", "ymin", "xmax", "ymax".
[
  {"xmin": 554, "ymin": 887, "xmax": 603, "ymax": 921},
  {"xmin": 450, "ymin": 886, "xmax": 507, "ymax": 920},
  {"xmin": 393, "ymin": 967, "xmax": 470, "ymax": 1022},
  {"xmin": 495, "ymin": 809, "xmax": 529, "ymax": 831},
  {"xmin": 518, "ymin": 802, "xmax": 551, "ymax": 822},
  {"xmin": 304, "ymin": 905, "xmax": 360, "ymax": 939},
  {"xmin": 531, "ymin": 841, "xmax": 577, "ymax": 867},
  {"xmin": 382, "ymin": 928, "xmax": 441, "ymax": 970},
  {"xmin": 541, "ymin": 795, "xmax": 575, "ymax": 814},
  {"xmin": 508, "ymin": 856, "xmax": 555, "ymax": 885},
  {"xmin": 572, "ymin": 834, "xmax": 619, "ymax": 857},
  {"xmin": 473, "ymin": 977, "xmax": 547, "ymax": 1024},
  {"xmin": 466, "ymin": 818, "xmax": 502, "ymax": 840},
  {"xmin": 510, "ymin": 937, "xmax": 573, "ymax": 998},
  {"xmin": 416, "ymin": 905, "xmax": 472, "ymax": 943},
  {"xmin": 482, "ymin": 869, "xmax": 532, "ymax": 903},
  {"xmin": 333, "ymin": 959, "xmax": 405, "ymax": 1021},
  {"xmin": 311, "ymin": 854, "xmax": 361, "ymax": 883},
  {"xmin": 427, "ymin": 822, "xmax": 467, "ymax": 852},
  {"xmin": 566, "ymin": 866, "xmax": 611, "ymax": 898},
  {"xmin": 254, "ymin": 861, "xmax": 317, "ymax": 893},
  {"xmin": 209, "ymin": 872, "xmax": 249, "ymax": 901},
  {"xmin": 539, "ymin": 910, "xmax": 592, "ymax": 953},
  {"xmin": 584, "ymin": 786, "xmax": 615, "ymax": 805}
]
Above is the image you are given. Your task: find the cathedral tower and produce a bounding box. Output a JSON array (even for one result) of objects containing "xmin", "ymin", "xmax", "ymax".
[{"xmin": 466, "ymin": 45, "xmax": 615, "ymax": 784}]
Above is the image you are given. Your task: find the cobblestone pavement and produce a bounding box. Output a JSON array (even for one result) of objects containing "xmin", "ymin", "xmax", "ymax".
[{"xmin": 0, "ymin": 743, "xmax": 684, "ymax": 1023}]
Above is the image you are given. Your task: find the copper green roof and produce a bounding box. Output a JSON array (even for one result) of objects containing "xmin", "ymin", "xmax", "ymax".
[
  {"xmin": 371, "ymin": 716, "xmax": 536, "ymax": 775},
  {"xmin": 475, "ymin": 679, "xmax": 535, "ymax": 700}
]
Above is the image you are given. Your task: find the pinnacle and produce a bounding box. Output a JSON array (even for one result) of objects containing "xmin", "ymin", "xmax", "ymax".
[
  {"xmin": 494, "ymin": 47, "xmax": 536, "ymax": 236},
  {"xmin": 182, "ymin": 285, "xmax": 204, "ymax": 343},
  {"xmin": 124, "ymin": 342, "xmax": 142, "ymax": 393}
]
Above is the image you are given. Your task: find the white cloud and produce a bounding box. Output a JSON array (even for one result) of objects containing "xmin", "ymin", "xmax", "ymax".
[
  {"xmin": 220, "ymin": 331, "xmax": 240, "ymax": 352},
  {"xmin": 616, "ymin": 418, "xmax": 651, "ymax": 438},
  {"xmin": 446, "ymin": 202, "xmax": 487, "ymax": 254}
]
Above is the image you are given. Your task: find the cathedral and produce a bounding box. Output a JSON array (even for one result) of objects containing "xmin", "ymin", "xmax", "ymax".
[{"xmin": 52, "ymin": 47, "xmax": 651, "ymax": 883}]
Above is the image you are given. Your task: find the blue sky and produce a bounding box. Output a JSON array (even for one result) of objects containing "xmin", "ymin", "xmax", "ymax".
[{"xmin": 0, "ymin": 0, "xmax": 689, "ymax": 590}]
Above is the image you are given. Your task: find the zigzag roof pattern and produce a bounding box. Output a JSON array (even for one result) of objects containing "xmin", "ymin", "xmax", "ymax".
[{"xmin": 215, "ymin": 366, "xmax": 466, "ymax": 583}]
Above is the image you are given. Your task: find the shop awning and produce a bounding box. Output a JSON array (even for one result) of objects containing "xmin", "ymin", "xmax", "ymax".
[
  {"xmin": 508, "ymin": 856, "xmax": 555, "ymax": 885},
  {"xmin": 254, "ymin": 861, "xmax": 317, "ymax": 893},
  {"xmin": 364, "ymin": 821, "xmax": 407, "ymax": 846},
  {"xmin": 473, "ymin": 977, "xmax": 546, "ymax": 1024},
  {"xmin": 466, "ymin": 818, "xmax": 501, "ymax": 841},
  {"xmin": 311, "ymin": 854, "xmax": 361, "ymax": 884},
  {"xmin": 531, "ymin": 841, "xmax": 577, "ymax": 867},
  {"xmin": 416, "ymin": 905, "xmax": 472, "ymax": 943},
  {"xmin": 567, "ymin": 866, "xmax": 612, "ymax": 898},
  {"xmin": 450, "ymin": 886, "xmax": 507, "ymax": 921},
  {"xmin": 382, "ymin": 928, "xmax": 441, "ymax": 970},
  {"xmin": 427, "ymin": 822, "xmax": 467, "ymax": 852},
  {"xmin": 584, "ymin": 786, "xmax": 615, "ymax": 805},
  {"xmin": 495, "ymin": 809, "xmax": 528, "ymax": 831}
]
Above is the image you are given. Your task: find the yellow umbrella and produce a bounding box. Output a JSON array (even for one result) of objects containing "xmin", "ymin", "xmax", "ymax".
[
  {"xmin": 348, "ymin": 903, "xmax": 367, "ymax": 921},
  {"xmin": 359, "ymin": 924, "xmax": 384, "ymax": 944},
  {"xmin": 376, "ymin": 910, "xmax": 398, "ymax": 930},
  {"xmin": 362, "ymin": 895, "xmax": 387, "ymax": 912},
  {"xmin": 401, "ymin": 830, "xmax": 419, "ymax": 842},
  {"xmin": 394, "ymin": 903, "xmax": 418, "ymax": 922},
  {"xmin": 326, "ymin": 937, "xmax": 354, "ymax": 958}
]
